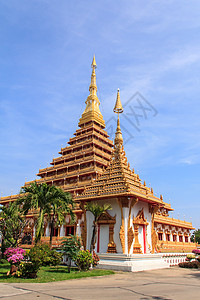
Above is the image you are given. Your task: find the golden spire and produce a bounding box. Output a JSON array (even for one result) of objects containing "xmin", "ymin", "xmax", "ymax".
[
  {"xmin": 114, "ymin": 89, "xmax": 123, "ymax": 147},
  {"xmin": 91, "ymin": 54, "xmax": 97, "ymax": 68},
  {"xmin": 114, "ymin": 88, "xmax": 123, "ymax": 113},
  {"xmin": 79, "ymin": 55, "xmax": 105, "ymax": 128}
]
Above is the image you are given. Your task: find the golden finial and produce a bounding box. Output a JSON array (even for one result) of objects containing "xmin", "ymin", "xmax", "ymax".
[
  {"xmin": 79, "ymin": 55, "xmax": 105, "ymax": 128},
  {"xmin": 113, "ymin": 89, "xmax": 123, "ymax": 113},
  {"xmin": 144, "ymin": 180, "xmax": 146, "ymax": 186},
  {"xmin": 114, "ymin": 89, "xmax": 123, "ymax": 147},
  {"xmin": 91, "ymin": 54, "xmax": 97, "ymax": 69}
]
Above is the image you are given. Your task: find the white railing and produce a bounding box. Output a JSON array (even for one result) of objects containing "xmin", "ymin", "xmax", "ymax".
[{"xmin": 162, "ymin": 253, "xmax": 188, "ymax": 266}]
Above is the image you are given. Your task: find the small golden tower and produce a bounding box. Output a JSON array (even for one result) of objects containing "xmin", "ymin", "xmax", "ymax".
[
  {"xmin": 113, "ymin": 89, "xmax": 123, "ymax": 147},
  {"xmin": 79, "ymin": 55, "xmax": 105, "ymax": 128}
]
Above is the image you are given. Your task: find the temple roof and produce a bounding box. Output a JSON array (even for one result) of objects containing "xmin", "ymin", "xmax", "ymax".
[
  {"xmin": 154, "ymin": 214, "xmax": 194, "ymax": 230},
  {"xmin": 78, "ymin": 55, "xmax": 105, "ymax": 128},
  {"xmin": 75, "ymin": 90, "xmax": 170, "ymax": 208}
]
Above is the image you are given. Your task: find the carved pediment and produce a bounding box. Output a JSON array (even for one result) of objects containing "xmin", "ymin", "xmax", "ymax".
[
  {"xmin": 133, "ymin": 208, "xmax": 149, "ymax": 225},
  {"xmin": 97, "ymin": 211, "xmax": 116, "ymax": 224}
]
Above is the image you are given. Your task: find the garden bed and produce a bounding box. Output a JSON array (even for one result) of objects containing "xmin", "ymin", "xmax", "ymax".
[{"xmin": 0, "ymin": 262, "xmax": 114, "ymax": 283}]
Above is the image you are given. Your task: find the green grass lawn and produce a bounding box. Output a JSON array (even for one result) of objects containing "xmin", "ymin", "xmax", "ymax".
[{"xmin": 0, "ymin": 262, "xmax": 114, "ymax": 283}]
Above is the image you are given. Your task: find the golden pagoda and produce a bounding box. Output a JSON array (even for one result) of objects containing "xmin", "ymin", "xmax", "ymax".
[
  {"xmin": 1, "ymin": 56, "xmax": 113, "ymax": 246},
  {"xmin": 1, "ymin": 57, "xmax": 196, "ymax": 257}
]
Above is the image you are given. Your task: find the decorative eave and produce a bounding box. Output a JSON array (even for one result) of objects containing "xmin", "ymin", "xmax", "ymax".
[{"xmin": 154, "ymin": 214, "xmax": 195, "ymax": 230}]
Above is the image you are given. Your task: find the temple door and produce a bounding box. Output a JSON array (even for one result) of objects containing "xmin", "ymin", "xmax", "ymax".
[
  {"xmin": 98, "ymin": 225, "xmax": 109, "ymax": 253},
  {"xmin": 96, "ymin": 211, "xmax": 117, "ymax": 253},
  {"xmin": 133, "ymin": 209, "xmax": 148, "ymax": 254}
]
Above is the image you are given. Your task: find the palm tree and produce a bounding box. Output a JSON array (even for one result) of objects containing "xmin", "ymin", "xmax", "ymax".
[
  {"xmin": 18, "ymin": 182, "xmax": 75, "ymax": 245},
  {"xmin": 48, "ymin": 186, "xmax": 75, "ymax": 247},
  {"xmin": 0, "ymin": 202, "xmax": 29, "ymax": 258},
  {"xmin": 84, "ymin": 202, "xmax": 112, "ymax": 253}
]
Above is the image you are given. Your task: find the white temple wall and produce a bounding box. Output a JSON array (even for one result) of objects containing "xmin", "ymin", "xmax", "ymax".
[
  {"xmin": 138, "ymin": 225, "xmax": 144, "ymax": 253},
  {"xmin": 99, "ymin": 225, "xmax": 109, "ymax": 253},
  {"xmin": 45, "ymin": 223, "xmax": 50, "ymax": 237},
  {"xmin": 76, "ymin": 219, "xmax": 82, "ymax": 237},
  {"xmin": 86, "ymin": 210, "xmax": 94, "ymax": 250},
  {"xmin": 60, "ymin": 225, "xmax": 65, "ymax": 237}
]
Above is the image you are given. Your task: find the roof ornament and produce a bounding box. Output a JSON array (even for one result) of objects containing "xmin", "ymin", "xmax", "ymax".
[
  {"xmin": 78, "ymin": 55, "xmax": 105, "ymax": 128},
  {"xmin": 113, "ymin": 89, "xmax": 124, "ymax": 147},
  {"xmin": 91, "ymin": 54, "xmax": 97, "ymax": 69}
]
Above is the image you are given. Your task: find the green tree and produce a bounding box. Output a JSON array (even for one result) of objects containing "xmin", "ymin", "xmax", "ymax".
[
  {"xmin": 84, "ymin": 202, "xmax": 112, "ymax": 253},
  {"xmin": 48, "ymin": 186, "xmax": 75, "ymax": 247},
  {"xmin": 191, "ymin": 229, "xmax": 200, "ymax": 244},
  {"xmin": 61, "ymin": 235, "xmax": 82, "ymax": 272},
  {"xmin": 0, "ymin": 203, "xmax": 29, "ymax": 257},
  {"xmin": 18, "ymin": 182, "xmax": 74, "ymax": 245}
]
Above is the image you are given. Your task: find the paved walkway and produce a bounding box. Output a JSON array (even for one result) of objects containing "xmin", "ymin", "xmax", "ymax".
[{"xmin": 0, "ymin": 267, "xmax": 200, "ymax": 300}]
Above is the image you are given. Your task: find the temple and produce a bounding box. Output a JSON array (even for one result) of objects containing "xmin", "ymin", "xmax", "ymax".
[{"xmin": 1, "ymin": 56, "xmax": 196, "ymax": 262}]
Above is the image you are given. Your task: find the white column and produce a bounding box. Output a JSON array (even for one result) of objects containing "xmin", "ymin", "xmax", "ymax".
[
  {"xmin": 122, "ymin": 206, "xmax": 129, "ymax": 255},
  {"xmin": 45, "ymin": 223, "xmax": 50, "ymax": 237},
  {"xmin": 60, "ymin": 225, "xmax": 65, "ymax": 237},
  {"xmin": 86, "ymin": 211, "xmax": 94, "ymax": 250},
  {"xmin": 76, "ymin": 220, "xmax": 81, "ymax": 237}
]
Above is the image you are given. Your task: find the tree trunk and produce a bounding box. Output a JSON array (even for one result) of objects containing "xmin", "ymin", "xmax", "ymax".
[
  {"xmin": 68, "ymin": 258, "xmax": 71, "ymax": 273},
  {"xmin": 35, "ymin": 209, "xmax": 44, "ymax": 245},
  {"xmin": 49, "ymin": 216, "xmax": 55, "ymax": 247},
  {"xmin": 1, "ymin": 237, "xmax": 6, "ymax": 260},
  {"xmin": 90, "ymin": 223, "xmax": 97, "ymax": 253}
]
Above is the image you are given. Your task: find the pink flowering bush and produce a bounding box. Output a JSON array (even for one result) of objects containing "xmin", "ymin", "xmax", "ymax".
[
  {"xmin": 192, "ymin": 249, "xmax": 200, "ymax": 255},
  {"xmin": 4, "ymin": 247, "xmax": 26, "ymax": 265}
]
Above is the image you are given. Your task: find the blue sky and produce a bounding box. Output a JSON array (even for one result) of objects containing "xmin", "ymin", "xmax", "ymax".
[{"xmin": 0, "ymin": 1, "xmax": 200, "ymax": 228}]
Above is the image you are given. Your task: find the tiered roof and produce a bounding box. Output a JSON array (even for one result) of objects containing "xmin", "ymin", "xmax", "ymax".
[
  {"xmin": 0, "ymin": 57, "xmax": 194, "ymax": 232},
  {"xmin": 1, "ymin": 56, "xmax": 113, "ymax": 204},
  {"xmin": 154, "ymin": 214, "xmax": 195, "ymax": 230},
  {"xmin": 75, "ymin": 90, "xmax": 171, "ymax": 209}
]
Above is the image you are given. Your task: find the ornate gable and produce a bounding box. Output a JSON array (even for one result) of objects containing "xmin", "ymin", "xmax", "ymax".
[
  {"xmin": 133, "ymin": 208, "xmax": 149, "ymax": 225},
  {"xmin": 97, "ymin": 211, "xmax": 116, "ymax": 224}
]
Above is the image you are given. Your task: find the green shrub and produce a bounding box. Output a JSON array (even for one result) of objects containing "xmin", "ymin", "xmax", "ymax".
[
  {"xmin": 75, "ymin": 250, "xmax": 93, "ymax": 271},
  {"xmin": 61, "ymin": 236, "xmax": 82, "ymax": 272},
  {"xmin": 17, "ymin": 261, "xmax": 40, "ymax": 278},
  {"xmin": 0, "ymin": 258, "xmax": 8, "ymax": 264},
  {"xmin": 186, "ymin": 254, "xmax": 196, "ymax": 261},
  {"xmin": 92, "ymin": 251, "xmax": 100, "ymax": 267},
  {"xmin": 61, "ymin": 236, "xmax": 82, "ymax": 261},
  {"xmin": 179, "ymin": 261, "xmax": 200, "ymax": 268},
  {"xmin": 49, "ymin": 250, "xmax": 63, "ymax": 266},
  {"xmin": 28, "ymin": 243, "xmax": 62, "ymax": 267}
]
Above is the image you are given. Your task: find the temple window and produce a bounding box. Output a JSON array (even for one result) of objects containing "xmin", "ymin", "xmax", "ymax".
[
  {"xmin": 185, "ymin": 236, "xmax": 188, "ymax": 243},
  {"xmin": 65, "ymin": 226, "xmax": 75, "ymax": 236},
  {"xmin": 158, "ymin": 233, "xmax": 163, "ymax": 241},
  {"xmin": 166, "ymin": 234, "xmax": 170, "ymax": 241},
  {"xmin": 173, "ymin": 235, "xmax": 177, "ymax": 242},
  {"xmin": 179, "ymin": 235, "xmax": 183, "ymax": 242}
]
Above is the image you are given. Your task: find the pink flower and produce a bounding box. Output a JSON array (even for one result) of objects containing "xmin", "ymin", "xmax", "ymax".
[{"xmin": 4, "ymin": 247, "xmax": 25, "ymax": 265}]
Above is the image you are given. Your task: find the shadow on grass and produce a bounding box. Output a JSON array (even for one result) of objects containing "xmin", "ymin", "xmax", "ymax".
[
  {"xmin": 0, "ymin": 264, "xmax": 10, "ymax": 279},
  {"xmin": 0, "ymin": 265, "xmax": 10, "ymax": 270},
  {"xmin": 0, "ymin": 275, "xmax": 9, "ymax": 280},
  {"xmin": 45, "ymin": 267, "xmax": 80, "ymax": 273}
]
